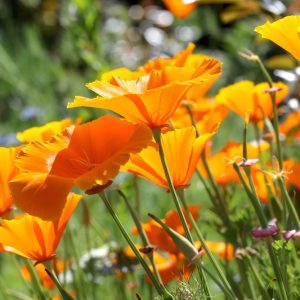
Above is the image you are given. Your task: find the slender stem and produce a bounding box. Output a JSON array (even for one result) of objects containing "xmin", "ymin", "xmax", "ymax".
[
  {"xmin": 152, "ymin": 129, "xmax": 211, "ymax": 299},
  {"xmin": 67, "ymin": 227, "xmax": 88, "ymax": 300},
  {"xmin": 255, "ymin": 57, "xmax": 283, "ymax": 170},
  {"xmin": 0, "ymin": 277, "xmax": 9, "ymax": 300},
  {"xmin": 233, "ymin": 163, "xmax": 288, "ymax": 300},
  {"xmin": 277, "ymin": 177, "xmax": 300, "ymax": 229},
  {"xmin": 237, "ymin": 260, "xmax": 256, "ymax": 300},
  {"xmin": 246, "ymin": 257, "xmax": 271, "ymax": 300},
  {"xmin": 118, "ymin": 189, "xmax": 163, "ymax": 285},
  {"xmin": 99, "ymin": 192, "xmax": 174, "ymax": 300},
  {"xmin": 201, "ymin": 151, "xmax": 231, "ymax": 226},
  {"xmin": 44, "ymin": 267, "xmax": 75, "ymax": 300},
  {"xmin": 153, "ymin": 129, "xmax": 193, "ymax": 242},
  {"xmin": 178, "ymin": 189, "xmax": 236, "ymax": 300},
  {"xmin": 84, "ymin": 225, "xmax": 97, "ymax": 300},
  {"xmin": 23, "ymin": 260, "xmax": 46, "ymax": 300},
  {"xmin": 233, "ymin": 163, "xmax": 267, "ymax": 227}
]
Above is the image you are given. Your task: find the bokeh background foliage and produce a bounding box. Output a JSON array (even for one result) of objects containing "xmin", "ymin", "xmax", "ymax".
[
  {"xmin": 1, "ymin": 0, "xmax": 299, "ymax": 299},
  {"xmin": 2, "ymin": 0, "xmax": 292, "ymax": 145}
]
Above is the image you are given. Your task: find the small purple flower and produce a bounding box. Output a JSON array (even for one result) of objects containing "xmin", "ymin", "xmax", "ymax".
[
  {"xmin": 263, "ymin": 86, "xmax": 282, "ymax": 94},
  {"xmin": 251, "ymin": 219, "xmax": 279, "ymax": 238},
  {"xmin": 237, "ymin": 158, "xmax": 259, "ymax": 167}
]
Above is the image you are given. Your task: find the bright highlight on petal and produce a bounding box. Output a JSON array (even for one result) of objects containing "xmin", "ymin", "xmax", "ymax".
[
  {"xmin": 255, "ymin": 16, "xmax": 300, "ymax": 61},
  {"xmin": 0, "ymin": 193, "xmax": 81, "ymax": 263}
]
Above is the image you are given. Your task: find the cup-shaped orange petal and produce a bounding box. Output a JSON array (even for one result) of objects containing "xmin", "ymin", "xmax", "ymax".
[
  {"xmin": 0, "ymin": 193, "xmax": 81, "ymax": 263},
  {"xmin": 0, "ymin": 147, "xmax": 19, "ymax": 217},
  {"xmin": 124, "ymin": 127, "xmax": 214, "ymax": 189},
  {"xmin": 10, "ymin": 115, "xmax": 152, "ymax": 220},
  {"xmin": 255, "ymin": 16, "xmax": 300, "ymax": 61},
  {"xmin": 68, "ymin": 56, "xmax": 221, "ymax": 129},
  {"xmin": 217, "ymin": 81, "xmax": 288, "ymax": 122}
]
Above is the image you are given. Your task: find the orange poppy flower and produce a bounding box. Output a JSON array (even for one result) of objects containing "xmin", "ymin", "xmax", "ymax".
[
  {"xmin": 133, "ymin": 206, "xmax": 200, "ymax": 254},
  {"xmin": 16, "ymin": 118, "xmax": 74, "ymax": 143},
  {"xmin": 198, "ymin": 141, "xmax": 269, "ymax": 186},
  {"xmin": 150, "ymin": 252, "xmax": 192, "ymax": 284},
  {"xmin": 10, "ymin": 115, "xmax": 152, "ymax": 220},
  {"xmin": 286, "ymin": 160, "xmax": 300, "ymax": 190},
  {"xmin": 162, "ymin": 0, "xmax": 196, "ymax": 18},
  {"xmin": 68, "ymin": 49, "xmax": 221, "ymax": 129},
  {"xmin": 0, "ymin": 193, "xmax": 81, "ymax": 263},
  {"xmin": 0, "ymin": 147, "xmax": 19, "ymax": 217},
  {"xmin": 21, "ymin": 258, "xmax": 64, "ymax": 290},
  {"xmin": 139, "ymin": 43, "xmax": 222, "ymax": 101},
  {"xmin": 217, "ymin": 81, "xmax": 288, "ymax": 123},
  {"xmin": 195, "ymin": 240, "xmax": 235, "ymax": 260},
  {"xmin": 250, "ymin": 165, "xmax": 275, "ymax": 203},
  {"xmin": 123, "ymin": 127, "xmax": 214, "ymax": 189},
  {"xmin": 279, "ymin": 110, "xmax": 300, "ymax": 140},
  {"xmin": 172, "ymin": 97, "xmax": 228, "ymax": 133},
  {"xmin": 255, "ymin": 16, "xmax": 300, "ymax": 61}
]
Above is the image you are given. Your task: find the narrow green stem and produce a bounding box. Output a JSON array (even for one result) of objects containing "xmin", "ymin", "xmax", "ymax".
[
  {"xmin": 185, "ymin": 100, "xmax": 231, "ymax": 227},
  {"xmin": 233, "ymin": 163, "xmax": 267, "ymax": 227},
  {"xmin": 67, "ymin": 227, "xmax": 88, "ymax": 300},
  {"xmin": 201, "ymin": 151, "xmax": 231, "ymax": 227},
  {"xmin": 277, "ymin": 177, "xmax": 300, "ymax": 229},
  {"xmin": 254, "ymin": 124, "xmax": 283, "ymax": 216},
  {"xmin": 153, "ymin": 129, "xmax": 193, "ymax": 242},
  {"xmin": 237, "ymin": 260, "xmax": 256, "ymax": 300},
  {"xmin": 246, "ymin": 257, "xmax": 271, "ymax": 300},
  {"xmin": 23, "ymin": 260, "xmax": 46, "ymax": 300},
  {"xmin": 44, "ymin": 267, "xmax": 75, "ymax": 300},
  {"xmin": 178, "ymin": 189, "xmax": 236, "ymax": 300},
  {"xmin": 0, "ymin": 277, "xmax": 9, "ymax": 300},
  {"xmin": 255, "ymin": 57, "xmax": 283, "ymax": 170},
  {"xmin": 84, "ymin": 226, "xmax": 97, "ymax": 300},
  {"xmin": 99, "ymin": 192, "xmax": 174, "ymax": 300},
  {"xmin": 118, "ymin": 189, "xmax": 163, "ymax": 285},
  {"xmin": 232, "ymin": 164, "xmax": 288, "ymax": 300},
  {"xmin": 152, "ymin": 129, "xmax": 211, "ymax": 299}
]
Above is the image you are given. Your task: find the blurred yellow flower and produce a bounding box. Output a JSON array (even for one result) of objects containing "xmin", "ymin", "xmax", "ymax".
[{"xmin": 255, "ymin": 16, "xmax": 300, "ymax": 61}]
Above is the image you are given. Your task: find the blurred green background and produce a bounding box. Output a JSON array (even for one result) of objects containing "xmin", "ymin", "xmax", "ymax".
[{"xmin": 2, "ymin": 0, "xmax": 295, "ymax": 146}]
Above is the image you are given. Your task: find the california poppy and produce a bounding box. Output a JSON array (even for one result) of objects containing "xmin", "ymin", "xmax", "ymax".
[
  {"xmin": 195, "ymin": 240, "xmax": 235, "ymax": 260},
  {"xmin": 280, "ymin": 110, "xmax": 300, "ymax": 140},
  {"xmin": 139, "ymin": 43, "xmax": 222, "ymax": 102},
  {"xmin": 0, "ymin": 147, "xmax": 19, "ymax": 217},
  {"xmin": 198, "ymin": 141, "xmax": 269, "ymax": 186},
  {"xmin": 10, "ymin": 115, "xmax": 152, "ymax": 220},
  {"xmin": 0, "ymin": 193, "xmax": 81, "ymax": 263},
  {"xmin": 150, "ymin": 252, "xmax": 192, "ymax": 284},
  {"xmin": 68, "ymin": 46, "xmax": 221, "ymax": 129},
  {"xmin": 124, "ymin": 127, "xmax": 214, "ymax": 189},
  {"xmin": 162, "ymin": 0, "xmax": 196, "ymax": 18},
  {"xmin": 217, "ymin": 80, "xmax": 288, "ymax": 123},
  {"xmin": 285, "ymin": 160, "xmax": 300, "ymax": 190},
  {"xmin": 21, "ymin": 258, "xmax": 64, "ymax": 290},
  {"xmin": 133, "ymin": 206, "xmax": 200, "ymax": 254},
  {"xmin": 17, "ymin": 119, "xmax": 74, "ymax": 143},
  {"xmin": 255, "ymin": 16, "xmax": 300, "ymax": 61},
  {"xmin": 172, "ymin": 96, "xmax": 228, "ymax": 133}
]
